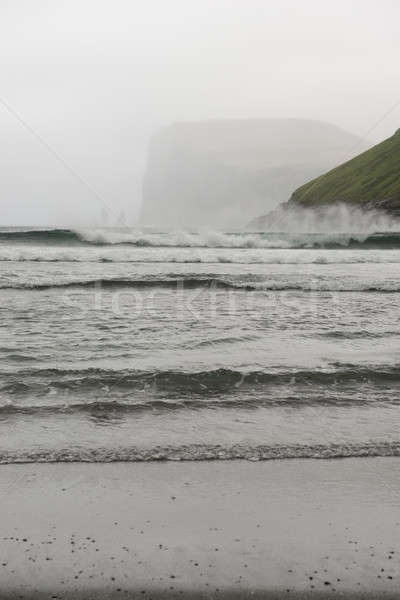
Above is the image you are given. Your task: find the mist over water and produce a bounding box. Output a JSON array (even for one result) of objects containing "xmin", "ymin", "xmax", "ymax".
[
  {"xmin": 249, "ymin": 202, "xmax": 400, "ymax": 233},
  {"xmin": 1, "ymin": 1, "xmax": 399, "ymax": 226}
]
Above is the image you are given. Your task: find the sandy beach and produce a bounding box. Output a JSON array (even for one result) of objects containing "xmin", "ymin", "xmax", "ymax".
[{"xmin": 0, "ymin": 457, "xmax": 399, "ymax": 598}]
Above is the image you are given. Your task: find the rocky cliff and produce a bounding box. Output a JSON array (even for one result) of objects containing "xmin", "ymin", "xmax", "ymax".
[{"xmin": 140, "ymin": 119, "xmax": 366, "ymax": 228}]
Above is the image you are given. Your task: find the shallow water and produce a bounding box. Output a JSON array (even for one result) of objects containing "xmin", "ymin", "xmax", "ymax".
[{"xmin": 0, "ymin": 227, "xmax": 399, "ymax": 462}]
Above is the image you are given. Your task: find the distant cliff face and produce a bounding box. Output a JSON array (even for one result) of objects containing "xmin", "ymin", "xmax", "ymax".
[{"xmin": 140, "ymin": 119, "xmax": 366, "ymax": 228}]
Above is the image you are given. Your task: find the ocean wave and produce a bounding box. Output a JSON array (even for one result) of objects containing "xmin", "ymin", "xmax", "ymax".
[
  {"xmin": 0, "ymin": 228, "xmax": 80, "ymax": 244},
  {"xmin": 3, "ymin": 275, "xmax": 400, "ymax": 292},
  {"xmin": 1, "ymin": 441, "xmax": 399, "ymax": 463},
  {"xmin": 2, "ymin": 365, "xmax": 400, "ymax": 398},
  {"xmin": 0, "ymin": 387, "xmax": 398, "ymax": 416},
  {"xmin": 3, "ymin": 227, "xmax": 400, "ymax": 249},
  {"xmin": 0, "ymin": 276, "xmax": 246, "ymax": 291},
  {"xmin": 3, "ymin": 248, "xmax": 400, "ymax": 265}
]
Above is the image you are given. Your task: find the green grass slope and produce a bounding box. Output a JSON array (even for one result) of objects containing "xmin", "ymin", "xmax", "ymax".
[{"xmin": 289, "ymin": 128, "xmax": 400, "ymax": 207}]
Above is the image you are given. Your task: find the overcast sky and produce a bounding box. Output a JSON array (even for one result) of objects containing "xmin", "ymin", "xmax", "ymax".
[{"xmin": 0, "ymin": 0, "xmax": 399, "ymax": 226}]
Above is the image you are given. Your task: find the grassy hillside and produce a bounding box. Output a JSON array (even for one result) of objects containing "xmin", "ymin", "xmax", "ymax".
[{"xmin": 290, "ymin": 128, "xmax": 400, "ymax": 207}]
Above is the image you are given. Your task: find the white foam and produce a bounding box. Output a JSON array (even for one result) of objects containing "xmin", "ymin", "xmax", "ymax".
[{"xmin": 2, "ymin": 245, "xmax": 400, "ymax": 264}]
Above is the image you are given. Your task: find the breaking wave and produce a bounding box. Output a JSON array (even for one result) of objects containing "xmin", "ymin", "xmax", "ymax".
[
  {"xmin": 2, "ymin": 365, "xmax": 400, "ymax": 398},
  {"xmin": 3, "ymin": 227, "xmax": 400, "ymax": 249}
]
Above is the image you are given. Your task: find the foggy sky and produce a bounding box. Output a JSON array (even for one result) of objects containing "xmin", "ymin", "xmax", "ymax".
[{"xmin": 0, "ymin": 0, "xmax": 399, "ymax": 226}]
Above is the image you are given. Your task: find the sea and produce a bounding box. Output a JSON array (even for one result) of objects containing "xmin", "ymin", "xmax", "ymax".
[{"xmin": 1, "ymin": 225, "xmax": 400, "ymax": 463}]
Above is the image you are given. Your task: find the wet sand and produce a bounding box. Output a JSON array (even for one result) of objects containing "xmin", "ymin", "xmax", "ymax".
[{"xmin": 0, "ymin": 458, "xmax": 399, "ymax": 599}]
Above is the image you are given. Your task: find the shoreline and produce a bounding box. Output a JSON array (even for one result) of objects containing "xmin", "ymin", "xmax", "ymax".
[{"xmin": 1, "ymin": 458, "xmax": 399, "ymax": 598}]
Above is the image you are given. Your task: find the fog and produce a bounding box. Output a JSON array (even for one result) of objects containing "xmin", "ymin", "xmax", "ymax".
[{"xmin": 0, "ymin": 0, "xmax": 399, "ymax": 226}]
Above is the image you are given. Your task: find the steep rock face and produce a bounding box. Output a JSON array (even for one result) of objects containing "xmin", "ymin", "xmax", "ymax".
[{"xmin": 140, "ymin": 119, "xmax": 366, "ymax": 228}]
